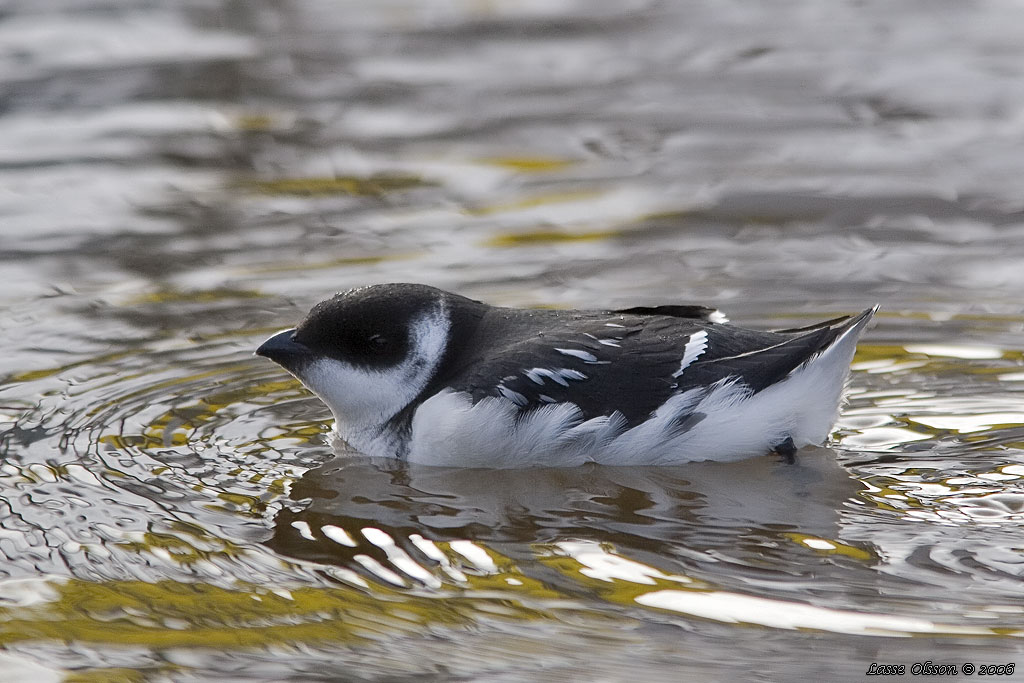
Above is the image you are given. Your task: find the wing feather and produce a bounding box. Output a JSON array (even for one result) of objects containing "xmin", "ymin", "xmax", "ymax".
[{"xmin": 437, "ymin": 307, "xmax": 873, "ymax": 427}]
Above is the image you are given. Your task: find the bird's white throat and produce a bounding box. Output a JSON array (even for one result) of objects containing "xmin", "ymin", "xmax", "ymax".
[{"xmin": 297, "ymin": 302, "xmax": 451, "ymax": 449}]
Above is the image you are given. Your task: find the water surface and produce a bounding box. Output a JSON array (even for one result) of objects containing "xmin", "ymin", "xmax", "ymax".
[{"xmin": 3, "ymin": 1, "xmax": 1024, "ymax": 680}]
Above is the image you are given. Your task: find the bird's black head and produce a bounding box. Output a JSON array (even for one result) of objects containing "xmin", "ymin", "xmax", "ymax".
[
  {"xmin": 291, "ymin": 283, "xmax": 449, "ymax": 371},
  {"xmin": 255, "ymin": 283, "xmax": 483, "ymax": 434}
]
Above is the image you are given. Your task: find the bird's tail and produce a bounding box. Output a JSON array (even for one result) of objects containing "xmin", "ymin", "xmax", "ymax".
[
  {"xmin": 783, "ymin": 304, "xmax": 878, "ymax": 445},
  {"xmin": 773, "ymin": 305, "xmax": 878, "ymax": 338}
]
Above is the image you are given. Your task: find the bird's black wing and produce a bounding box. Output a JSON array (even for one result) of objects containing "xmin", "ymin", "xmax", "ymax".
[
  {"xmin": 441, "ymin": 307, "xmax": 874, "ymax": 426},
  {"xmin": 676, "ymin": 307, "xmax": 876, "ymax": 393},
  {"xmin": 444, "ymin": 313, "xmax": 716, "ymax": 425}
]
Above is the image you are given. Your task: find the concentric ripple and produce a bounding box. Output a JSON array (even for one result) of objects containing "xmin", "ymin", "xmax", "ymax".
[
  {"xmin": 1, "ymin": 318, "xmax": 328, "ymax": 585},
  {"xmin": 5, "ymin": 300, "xmax": 1024, "ymax": 675},
  {"xmin": 6, "ymin": 0, "xmax": 1024, "ymax": 676}
]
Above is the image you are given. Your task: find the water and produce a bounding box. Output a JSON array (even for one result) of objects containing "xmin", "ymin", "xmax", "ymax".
[{"xmin": 3, "ymin": 0, "xmax": 1024, "ymax": 679}]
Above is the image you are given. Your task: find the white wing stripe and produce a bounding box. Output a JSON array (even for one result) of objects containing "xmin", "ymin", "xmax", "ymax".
[
  {"xmin": 556, "ymin": 348, "xmax": 598, "ymax": 362},
  {"xmin": 498, "ymin": 385, "xmax": 528, "ymax": 406},
  {"xmin": 525, "ymin": 369, "xmax": 547, "ymax": 385},
  {"xmin": 672, "ymin": 330, "xmax": 709, "ymax": 378},
  {"xmin": 557, "ymin": 368, "xmax": 587, "ymax": 381},
  {"xmin": 525, "ymin": 367, "xmax": 587, "ymax": 387}
]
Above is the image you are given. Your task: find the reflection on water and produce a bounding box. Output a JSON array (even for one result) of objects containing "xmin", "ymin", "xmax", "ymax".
[
  {"xmin": 267, "ymin": 451, "xmax": 858, "ymax": 578},
  {"xmin": 4, "ymin": 0, "xmax": 1024, "ymax": 679}
]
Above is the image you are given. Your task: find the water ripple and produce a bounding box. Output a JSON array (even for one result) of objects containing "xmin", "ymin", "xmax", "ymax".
[{"xmin": 5, "ymin": 0, "xmax": 1024, "ymax": 676}]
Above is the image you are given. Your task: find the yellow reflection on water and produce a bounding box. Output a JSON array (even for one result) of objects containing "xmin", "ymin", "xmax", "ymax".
[
  {"xmin": 0, "ymin": 561, "xmax": 569, "ymax": 651},
  {"xmin": 484, "ymin": 228, "xmax": 620, "ymax": 247},
  {"xmin": 241, "ymin": 174, "xmax": 433, "ymax": 197},
  {"xmin": 552, "ymin": 541, "xmax": 694, "ymax": 586},
  {"xmin": 783, "ymin": 534, "xmax": 874, "ymax": 561},
  {"xmin": 536, "ymin": 540, "xmax": 709, "ymax": 609},
  {"xmin": 477, "ymin": 156, "xmax": 577, "ymax": 173},
  {"xmin": 121, "ymin": 288, "xmax": 264, "ymax": 306}
]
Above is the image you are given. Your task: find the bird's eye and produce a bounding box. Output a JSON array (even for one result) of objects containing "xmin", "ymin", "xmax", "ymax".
[{"xmin": 367, "ymin": 334, "xmax": 389, "ymax": 351}]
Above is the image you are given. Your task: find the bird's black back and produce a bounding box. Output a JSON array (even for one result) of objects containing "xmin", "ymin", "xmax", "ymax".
[{"xmin": 428, "ymin": 303, "xmax": 864, "ymax": 427}]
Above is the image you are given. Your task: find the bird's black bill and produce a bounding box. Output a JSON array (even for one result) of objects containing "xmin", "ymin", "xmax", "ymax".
[{"xmin": 255, "ymin": 328, "xmax": 311, "ymax": 369}]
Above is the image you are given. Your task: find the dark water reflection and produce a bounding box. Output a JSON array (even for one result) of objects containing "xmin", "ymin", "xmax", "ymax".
[
  {"xmin": 268, "ymin": 450, "xmax": 857, "ymax": 578},
  {"xmin": 4, "ymin": 0, "xmax": 1024, "ymax": 679}
]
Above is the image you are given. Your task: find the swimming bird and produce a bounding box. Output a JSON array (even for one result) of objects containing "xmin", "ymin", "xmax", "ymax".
[{"xmin": 256, "ymin": 283, "xmax": 875, "ymax": 467}]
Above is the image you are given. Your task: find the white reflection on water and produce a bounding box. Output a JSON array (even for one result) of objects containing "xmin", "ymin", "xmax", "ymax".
[
  {"xmin": 363, "ymin": 527, "xmax": 443, "ymax": 588},
  {"xmin": 800, "ymin": 538, "xmax": 837, "ymax": 551},
  {"xmin": 911, "ymin": 413, "xmax": 1024, "ymax": 434},
  {"xmin": 321, "ymin": 525, "xmax": 357, "ymax": 547},
  {"xmin": 552, "ymin": 541, "xmax": 693, "ymax": 585},
  {"xmin": 903, "ymin": 344, "xmax": 1005, "ymax": 360},
  {"xmin": 409, "ymin": 535, "xmax": 469, "ymax": 583},
  {"xmin": 953, "ymin": 493, "xmax": 1024, "ymax": 520},
  {"xmin": 352, "ymin": 554, "xmax": 408, "ymax": 586},
  {"xmin": 838, "ymin": 427, "xmax": 930, "ymax": 449},
  {"xmin": 636, "ymin": 590, "xmax": 1010, "ymax": 637},
  {"xmin": 448, "ymin": 540, "xmax": 500, "ymax": 574},
  {"xmin": 0, "ymin": 576, "xmax": 64, "ymax": 608}
]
